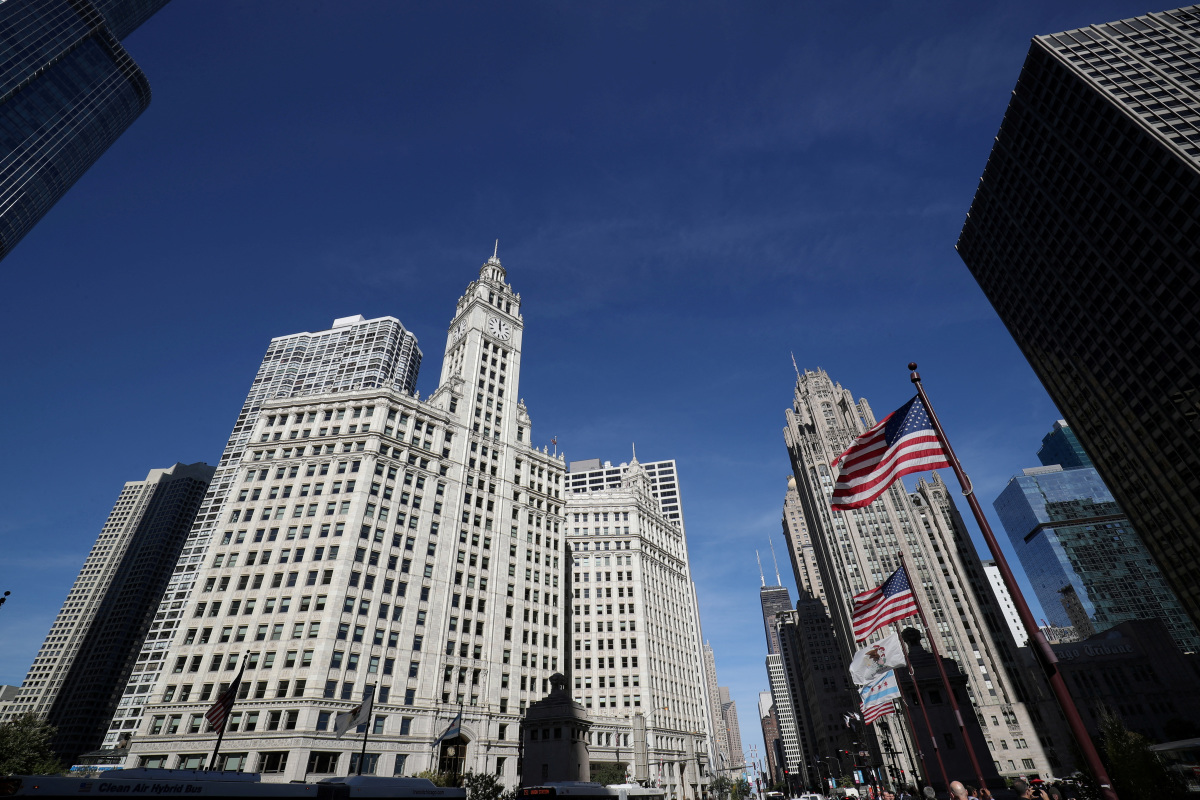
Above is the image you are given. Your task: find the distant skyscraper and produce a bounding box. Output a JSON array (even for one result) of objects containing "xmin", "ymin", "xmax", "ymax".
[
  {"xmin": 4, "ymin": 462, "xmax": 213, "ymax": 764},
  {"xmin": 567, "ymin": 458, "xmax": 683, "ymax": 527},
  {"xmin": 993, "ymin": 421, "xmax": 1200, "ymax": 652},
  {"xmin": 104, "ymin": 314, "xmax": 422, "ymax": 750},
  {"xmin": 759, "ymin": 692, "xmax": 781, "ymax": 784},
  {"xmin": 703, "ymin": 643, "xmax": 732, "ymax": 772},
  {"xmin": 981, "ymin": 561, "xmax": 1027, "ymax": 646},
  {"xmin": 784, "ymin": 368, "xmax": 1057, "ymax": 780},
  {"xmin": 779, "ymin": 478, "xmax": 855, "ymax": 784},
  {"xmin": 0, "ymin": 0, "xmax": 171, "ymax": 258},
  {"xmin": 120, "ymin": 253, "xmax": 570, "ymax": 785},
  {"xmin": 759, "ymin": 583, "xmax": 791, "ymax": 656},
  {"xmin": 1036, "ymin": 421, "xmax": 1091, "ymax": 471},
  {"xmin": 718, "ymin": 687, "xmax": 742, "ymax": 772},
  {"xmin": 565, "ymin": 454, "xmax": 715, "ymax": 797},
  {"xmin": 956, "ymin": 5, "xmax": 1200, "ymax": 630}
]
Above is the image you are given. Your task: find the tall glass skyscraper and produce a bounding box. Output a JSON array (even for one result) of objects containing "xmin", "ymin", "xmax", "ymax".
[
  {"xmin": 0, "ymin": 0, "xmax": 170, "ymax": 258},
  {"xmin": 993, "ymin": 422, "xmax": 1200, "ymax": 653},
  {"xmin": 956, "ymin": 6, "xmax": 1200, "ymax": 631}
]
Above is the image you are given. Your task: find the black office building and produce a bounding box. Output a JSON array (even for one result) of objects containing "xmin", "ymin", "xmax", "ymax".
[
  {"xmin": 0, "ymin": 0, "xmax": 170, "ymax": 259},
  {"xmin": 957, "ymin": 7, "xmax": 1200, "ymax": 629}
]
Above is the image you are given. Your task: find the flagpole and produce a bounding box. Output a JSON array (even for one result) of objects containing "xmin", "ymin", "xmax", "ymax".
[
  {"xmin": 357, "ymin": 685, "xmax": 375, "ymax": 776},
  {"xmin": 907, "ymin": 362, "xmax": 1117, "ymax": 800},
  {"xmin": 897, "ymin": 555, "xmax": 987, "ymax": 792},
  {"xmin": 889, "ymin": 624, "xmax": 930, "ymax": 792},
  {"xmin": 207, "ymin": 722, "xmax": 227, "ymax": 772},
  {"xmin": 897, "ymin": 631, "xmax": 949, "ymax": 792}
]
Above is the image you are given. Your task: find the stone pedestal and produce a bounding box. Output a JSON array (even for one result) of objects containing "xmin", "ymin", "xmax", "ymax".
[{"xmin": 520, "ymin": 673, "xmax": 592, "ymax": 785}]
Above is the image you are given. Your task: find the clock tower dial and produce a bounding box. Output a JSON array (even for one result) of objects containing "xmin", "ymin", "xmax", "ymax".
[{"xmin": 487, "ymin": 316, "xmax": 512, "ymax": 341}]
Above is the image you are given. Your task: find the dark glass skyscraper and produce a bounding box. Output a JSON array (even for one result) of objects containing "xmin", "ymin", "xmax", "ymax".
[
  {"xmin": 957, "ymin": 6, "xmax": 1200, "ymax": 629},
  {"xmin": 0, "ymin": 0, "xmax": 169, "ymax": 259}
]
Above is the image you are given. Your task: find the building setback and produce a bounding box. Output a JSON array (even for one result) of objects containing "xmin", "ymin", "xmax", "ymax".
[
  {"xmin": 956, "ymin": 5, "xmax": 1200, "ymax": 630},
  {"xmin": 104, "ymin": 314, "xmax": 422, "ymax": 750},
  {"xmin": 783, "ymin": 368, "xmax": 1059, "ymax": 782},
  {"xmin": 565, "ymin": 456, "xmax": 715, "ymax": 800},
  {"xmin": 4, "ymin": 462, "xmax": 214, "ymax": 764},
  {"xmin": 119, "ymin": 253, "xmax": 567, "ymax": 783},
  {"xmin": 0, "ymin": 0, "xmax": 171, "ymax": 258}
]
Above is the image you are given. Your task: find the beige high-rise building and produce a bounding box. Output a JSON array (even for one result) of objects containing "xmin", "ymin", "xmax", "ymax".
[
  {"xmin": 783, "ymin": 368, "xmax": 1059, "ymax": 781},
  {"xmin": 702, "ymin": 643, "xmax": 732, "ymax": 771},
  {"xmin": 565, "ymin": 456, "xmax": 715, "ymax": 800},
  {"xmin": 5, "ymin": 463, "xmax": 214, "ymax": 764},
  {"xmin": 118, "ymin": 252, "xmax": 567, "ymax": 783},
  {"xmin": 104, "ymin": 312, "xmax": 422, "ymax": 750}
]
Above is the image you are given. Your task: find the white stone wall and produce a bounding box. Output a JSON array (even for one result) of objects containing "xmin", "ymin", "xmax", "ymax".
[{"xmin": 121, "ymin": 256, "xmax": 566, "ymax": 786}]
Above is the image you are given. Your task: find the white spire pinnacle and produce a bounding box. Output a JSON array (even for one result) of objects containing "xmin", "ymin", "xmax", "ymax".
[
  {"xmin": 631, "ymin": 442, "xmax": 638, "ymax": 463},
  {"xmin": 791, "ymin": 351, "xmax": 801, "ymax": 381},
  {"xmin": 756, "ymin": 550, "xmax": 765, "ymax": 587},
  {"xmin": 493, "ymin": 239, "xmax": 499, "ymax": 260}
]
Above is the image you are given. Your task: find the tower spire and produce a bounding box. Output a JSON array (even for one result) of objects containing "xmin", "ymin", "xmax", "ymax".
[
  {"xmin": 493, "ymin": 239, "xmax": 499, "ymax": 260},
  {"xmin": 791, "ymin": 352, "xmax": 801, "ymax": 381},
  {"xmin": 756, "ymin": 550, "xmax": 765, "ymax": 587},
  {"xmin": 631, "ymin": 442, "xmax": 638, "ymax": 463},
  {"xmin": 769, "ymin": 538, "xmax": 782, "ymax": 585}
]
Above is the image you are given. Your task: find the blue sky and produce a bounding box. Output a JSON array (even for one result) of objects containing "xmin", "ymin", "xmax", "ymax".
[{"xmin": 0, "ymin": 0, "xmax": 1153, "ymax": 768}]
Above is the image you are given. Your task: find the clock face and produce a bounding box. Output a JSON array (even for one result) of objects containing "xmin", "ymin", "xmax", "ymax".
[
  {"xmin": 487, "ymin": 316, "xmax": 512, "ymax": 341},
  {"xmin": 450, "ymin": 322, "xmax": 466, "ymax": 342}
]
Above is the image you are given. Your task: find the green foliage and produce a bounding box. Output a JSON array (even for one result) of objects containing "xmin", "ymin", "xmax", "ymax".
[
  {"xmin": 590, "ymin": 763, "xmax": 628, "ymax": 786},
  {"xmin": 0, "ymin": 714, "xmax": 63, "ymax": 776},
  {"xmin": 416, "ymin": 770, "xmax": 464, "ymax": 788},
  {"xmin": 1095, "ymin": 712, "xmax": 1186, "ymax": 800},
  {"xmin": 463, "ymin": 771, "xmax": 506, "ymax": 800},
  {"xmin": 709, "ymin": 774, "xmax": 732, "ymax": 800},
  {"xmin": 730, "ymin": 777, "xmax": 752, "ymax": 800}
]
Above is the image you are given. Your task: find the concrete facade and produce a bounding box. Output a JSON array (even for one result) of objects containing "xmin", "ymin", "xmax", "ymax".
[
  {"xmin": 565, "ymin": 456, "xmax": 714, "ymax": 800},
  {"xmin": 782, "ymin": 368, "xmax": 1058, "ymax": 782},
  {"xmin": 118, "ymin": 253, "xmax": 567, "ymax": 784}
]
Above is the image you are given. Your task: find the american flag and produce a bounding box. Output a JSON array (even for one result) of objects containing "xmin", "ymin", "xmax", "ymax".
[
  {"xmin": 851, "ymin": 567, "xmax": 918, "ymax": 641},
  {"xmin": 829, "ymin": 394, "xmax": 949, "ymax": 510},
  {"xmin": 203, "ymin": 657, "xmax": 247, "ymax": 734},
  {"xmin": 859, "ymin": 670, "xmax": 900, "ymax": 724}
]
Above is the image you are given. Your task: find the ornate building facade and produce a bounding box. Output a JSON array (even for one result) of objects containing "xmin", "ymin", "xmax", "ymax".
[
  {"xmin": 118, "ymin": 253, "xmax": 567, "ymax": 783},
  {"xmin": 782, "ymin": 368, "xmax": 1061, "ymax": 782}
]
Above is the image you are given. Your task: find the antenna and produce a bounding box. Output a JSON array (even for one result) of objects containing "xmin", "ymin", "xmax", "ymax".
[
  {"xmin": 756, "ymin": 551, "xmax": 765, "ymax": 587},
  {"xmin": 769, "ymin": 538, "xmax": 782, "ymax": 585}
]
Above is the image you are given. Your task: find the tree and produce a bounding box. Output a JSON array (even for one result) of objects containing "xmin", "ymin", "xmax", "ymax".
[
  {"xmin": 463, "ymin": 771, "xmax": 507, "ymax": 800},
  {"xmin": 709, "ymin": 774, "xmax": 733, "ymax": 800},
  {"xmin": 1095, "ymin": 711, "xmax": 1186, "ymax": 800},
  {"xmin": 730, "ymin": 777, "xmax": 751, "ymax": 800},
  {"xmin": 0, "ymin": 714, "xmax": 62, "ymax": 776},
  {"xmin": 590, "ymin": 763, "xmax": 628, "ymax": 786},
  {"xmin": 416, "ymin": 770, "xmax": 464, "ymax": 788}
]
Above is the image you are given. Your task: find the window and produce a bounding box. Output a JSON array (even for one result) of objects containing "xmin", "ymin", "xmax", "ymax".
[
  {"xmin": 348, "ymin": 753, "xmax": 379, "ymax": 775},
  {"xmin": 307, "ymin": 752, "xmax": 340, "ymax": 774},
  {"xmin": 259, "ymin": 752, "xmax": 289, "ymax": 774}
]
